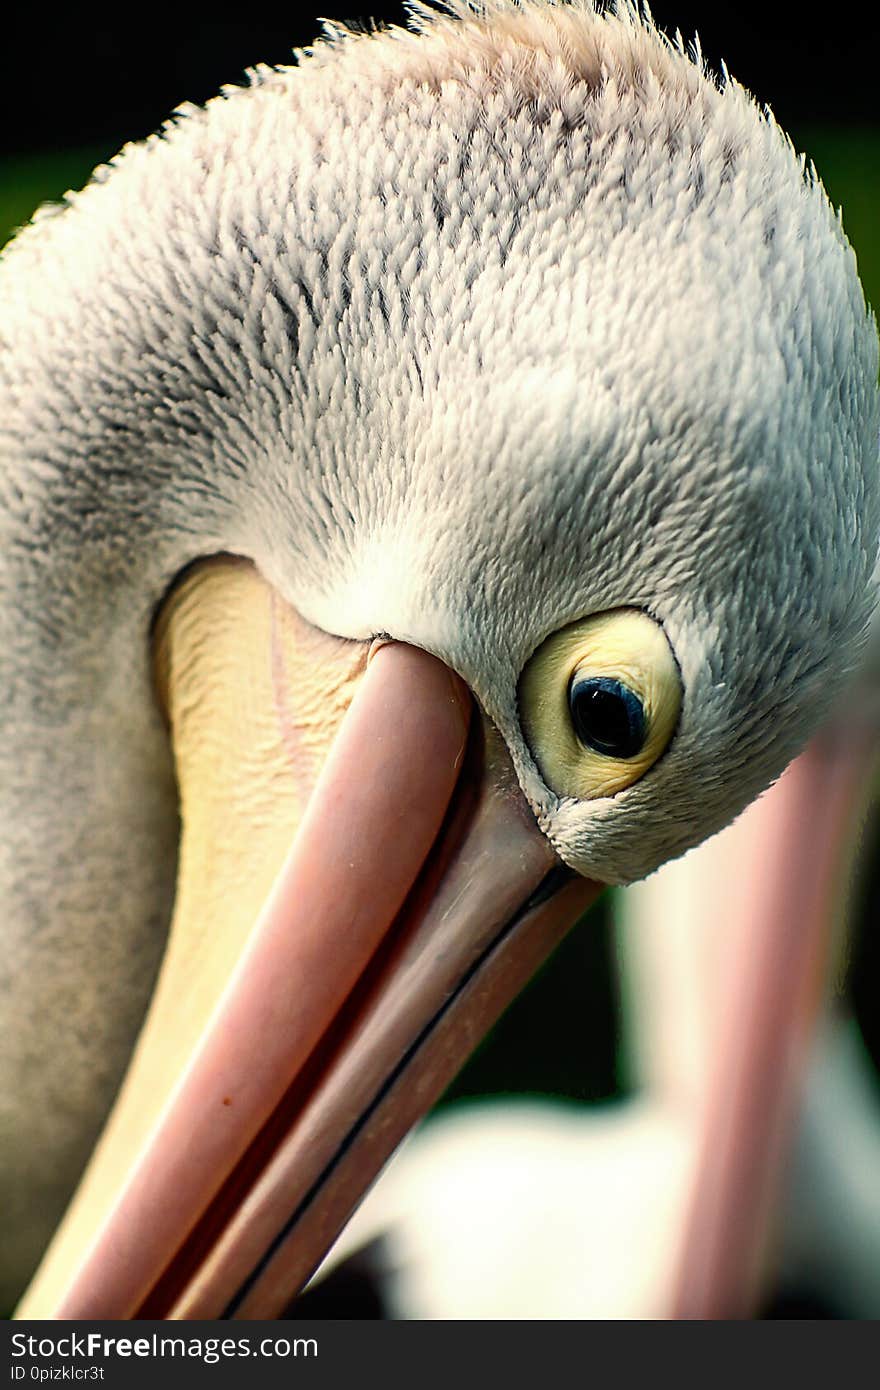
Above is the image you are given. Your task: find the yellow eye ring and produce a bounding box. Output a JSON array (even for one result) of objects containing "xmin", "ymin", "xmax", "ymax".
[{"xmin": 519, "ymin": 609, "xmax": 681, "ymax": 800}]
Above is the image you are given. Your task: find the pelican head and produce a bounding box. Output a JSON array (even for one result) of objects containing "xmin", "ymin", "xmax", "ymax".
[{"xmin": 2, "ymin": 0, "xmax": 878, "ymax": 1318}]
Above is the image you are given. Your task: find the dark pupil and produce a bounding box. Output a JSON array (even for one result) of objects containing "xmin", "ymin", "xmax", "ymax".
[{"xmin": 569, "ymin": 677, "xmax": 646, "ymax": 759}]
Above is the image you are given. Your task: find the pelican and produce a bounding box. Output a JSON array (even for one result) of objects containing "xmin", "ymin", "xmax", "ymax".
[
  {"xmin": 2, "ymin": 0, "xmax": 878, "ymax": 1319},
  {"xmin": 315, "ymin": 736, "xmax": 879, "ymax": 1318},
  {"xmin": 314, "ymin": 617, "xmax": 880, "ymax": 1319}
]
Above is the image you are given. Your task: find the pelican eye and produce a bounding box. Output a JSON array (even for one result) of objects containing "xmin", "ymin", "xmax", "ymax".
[
  {"xmin": 568, "ymin": 676, "xmax": 646, "ymax": 759},
  {"xmin": 519, "ymin": 608, "xmax": 681, "ymax": 800}
]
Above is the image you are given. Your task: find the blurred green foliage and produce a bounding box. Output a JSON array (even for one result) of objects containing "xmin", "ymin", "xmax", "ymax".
[
  {"xmin": 0, "ymin": 147, "xmax": 113, "ymax": 249},
  {"xmin": 796, "ymin": 126, "xmax": 879, "ymax": 315}
]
